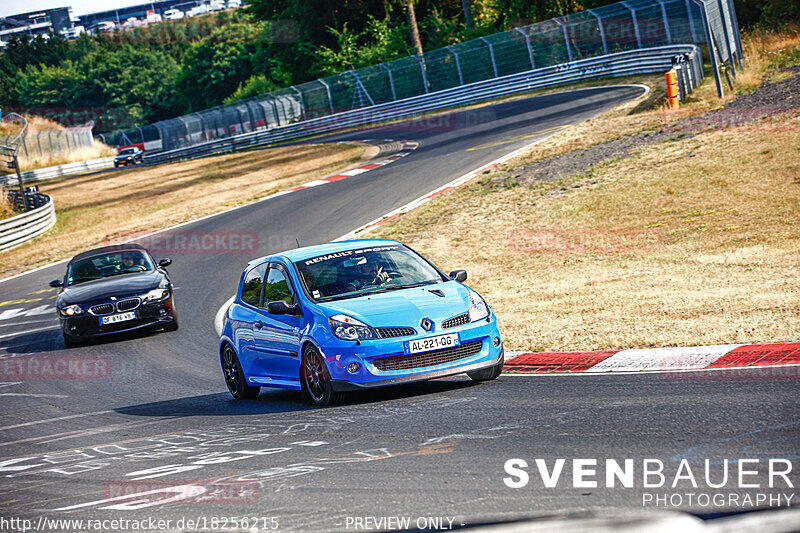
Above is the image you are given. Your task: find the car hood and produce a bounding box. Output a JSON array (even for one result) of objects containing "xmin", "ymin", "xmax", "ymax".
[
  {"xmin": 316, "ymin": 281, "xmax": 472, "ymax": 328},
  {"xmin": 59, "ymin": 271, "xmax": 164, "ymax": 306}
]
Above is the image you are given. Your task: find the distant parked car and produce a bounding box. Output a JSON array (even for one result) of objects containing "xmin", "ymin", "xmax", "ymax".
[
  {"xmin": 208, "ymin": 0, "xmax": 226, "ymax": 11},
  {"xmin": 114, "ymin": 147, "xmax": 143, "ymax": 167},
  {"xmin": 187, "ymin": 4, "xmax": 208, "ymax": 16},
  {"xmin": 61, "ymin": 26, "xmax": 84, "ymax": 39},
  {"xmin": 89, "ymin": 21, "xmax": 116, "ymax": 35},
  {"xmin": 50, "ymin": 244, "xmax": 178, "ymax": 346},
  {"xmin": 164, "ymin": 9, "xmax": 184, "ymax": 20},
  {"xmin": 227, "ymin": 0, "xmax": 241, "ymax": 8}
]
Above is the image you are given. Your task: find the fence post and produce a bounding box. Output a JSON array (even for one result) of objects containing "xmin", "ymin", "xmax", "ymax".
[
  {"xmin": 447, "ymin": 46, "xmax": 464, "ymax": 86},
  {"xmin": 382, "ymin": 64, "xmax": 397, "ymax": 101},
  {"xmin": 514, "ymin": 28, "xmax": 535, "ymax": 70},
  {"xmin": 685, "ymin": 0, "xmax": 699, "ymax": 43},
  {"xmin": 479, "ymin": 37, "xmax": 499, "ymax": 78},
  {"xmin": 414, "ymin": 56, "xmax": 429, "ymax": 93},
  {"xmin": 317, "ymin": 80, "xmax": 335, "ymax": 115},
  {"xmin": 350, "ymin": 70, "xmax": 376, "ymax": 107},
  {"xmin": 586, "ymin": 10, "xmax": 609, "ymax": 56},
  {"xmin": 620, "ymin": 1, "xmax": 643, "ymax": 48},
  {"xmin": 655, "ymin": 0, "xmax": 673, "ymax": 44},
  {"xmin": 726, "ymin": 0, "xmax": 744, "ymax": 68},
  {"xmin": 553, "ymin": 19, "xmax": 573, "ymax": 62},
  {"xmin": 715, "ymin": 0, "xmax": 736, "ymax": 78},
  {"xmin": 693, "ymin": 0, "xmax": 723, "ymax": 97}
]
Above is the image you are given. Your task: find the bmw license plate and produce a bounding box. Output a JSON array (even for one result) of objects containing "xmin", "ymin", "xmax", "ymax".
[
  {"xmin": 100, "ymin": 311, "xmax": 136, "ymax": 325},
  {"xmin": 407, "ymin": 333, "xmax": 459, "ymax": 354}
]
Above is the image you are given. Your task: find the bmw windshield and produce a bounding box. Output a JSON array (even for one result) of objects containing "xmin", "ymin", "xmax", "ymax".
[
  {"xmin": 295, "ymin": 244, "xmax": 445, "ymax": 302},
  {"xmin": 66, "ymin": 250, "xmax": 155, "ymax": 285}
]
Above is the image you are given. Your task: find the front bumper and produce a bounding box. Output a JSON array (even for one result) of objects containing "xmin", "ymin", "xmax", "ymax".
[
  {"xmin": 321, "ymin": 314, "xmax": 503, "ymax": 391},
  {"xmin": 60, "ymin": 298, "xmax": 176, "ymax": 339}
]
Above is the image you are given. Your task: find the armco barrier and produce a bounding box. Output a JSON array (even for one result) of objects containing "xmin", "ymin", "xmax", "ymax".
[
  {"xmin": 0, "ymin": 193, "xmax": 56, "ymax": 251},
  {"xmin": 144, "ymin": 45, "xmax": 703, "ymax": 165},
  {"xmin": 0, "ymin": 156, "xmax": 114, "ymax": 187}
]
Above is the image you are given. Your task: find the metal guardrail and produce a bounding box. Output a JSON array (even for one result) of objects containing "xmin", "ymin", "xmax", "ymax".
[
  {"xmin": 0, "ymin": 193, "xmax": 56, "ymax": 251},
  {"xmin": 0, "ymin": 156, "xmax": 115, "ymax": 186},
  {"xmin": 145, "ymin": 45, "xmax": 703, "ymax": 165}
]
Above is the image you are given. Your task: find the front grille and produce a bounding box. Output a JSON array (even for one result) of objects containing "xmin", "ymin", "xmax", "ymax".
[
  {"xmin": 376, "ymin": 327, "xmax": 416, "ymax": 339},
  {"xmin": 116, "ymin": 298, "xmax": 141, "ymax": 312},
  {"xmin": 442, "ymin": 312, "xmax": 469, "ymax": 329},
  {"xmin": 373, "ymin": 340, "xmax": 483, "ymax": 371},
  {"xmin": 89, "ymin": 303, "xmax": 114, "ymax": 316}
]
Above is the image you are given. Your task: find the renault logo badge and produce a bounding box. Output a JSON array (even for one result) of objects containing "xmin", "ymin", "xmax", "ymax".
[{"xmin": 420, "ymin": 318, "xmax": 433, "ymax": 332}]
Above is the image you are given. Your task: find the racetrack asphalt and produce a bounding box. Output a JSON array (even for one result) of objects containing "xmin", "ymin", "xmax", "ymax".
[{"xmin": 0, "ymin": 85, "xmax": 797, "ymax": 531}]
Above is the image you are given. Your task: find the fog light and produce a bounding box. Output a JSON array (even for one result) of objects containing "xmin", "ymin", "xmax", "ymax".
[
  {"xmin": 493, "ymin": 337, "xmax": 501, "ymax": 346},
  {"xmin": 347, "ymin": 363, "xmax": 360, "ymax": 373},
  {"xmin": 159, "ymin": 308, "xmax": 167, "ymax": 316}
]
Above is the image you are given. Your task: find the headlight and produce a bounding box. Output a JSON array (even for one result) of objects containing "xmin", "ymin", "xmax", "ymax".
[
  {"xmin": 143, "ymin": 288, "xmax": 170, "ymax": 303},
  {"xmin": 329, "ymin": 314, "xmax": 376, "ymax": 341},
  {"xmin": 468, "ymin": 291, "xmax": 489, "ymax": 322},
  {"xmin": 59, "ymin": 304, "xmax": 84, "ymax": 317}
]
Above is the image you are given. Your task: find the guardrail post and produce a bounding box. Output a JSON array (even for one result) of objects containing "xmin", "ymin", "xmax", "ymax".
[
  {"xmin": 553, "ymin": 19, "xmax": 573, "ymax": 62},
  {"xmin": 382, "ymin": 64, "xmax": 397, "ymax": 101},
  {"xmin": 446, "ymin": 46, "xmax": 465, "ymax": 86},
  {"xmin": 514, "ymin": 28, "xmax": 535, "ymax": 70},
  {"xmin": 479, "ymin": 37, "xmax": 499, "ymax": 78},
  {"xmin": 587, "ymin": 10, "xmax": 609, "ymax": 56},
  {"xmin": 655, "ymin": 0, "xmax": 672, "ymax": 44},
  {"xmin": 620, "ymin": 1, "xmax": 643, "ymax": 48}
]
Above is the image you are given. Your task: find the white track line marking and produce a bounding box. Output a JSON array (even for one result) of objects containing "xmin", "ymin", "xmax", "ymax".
[
  {"xmin": 0, "ymin": 409, "xmax": 113, "ymax": 431},
  {"xmin": 0, "ymin": 325, "xmax": 60, "ymax": 340}
]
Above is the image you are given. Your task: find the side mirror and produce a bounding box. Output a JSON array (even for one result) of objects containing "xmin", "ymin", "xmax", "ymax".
[
  {"xmin": 268, "ymin": 300, "xmax": 300, "ymax": 316},
  {"xmin": 449, "ymin": 269, "xmax": 467, "ymax": 283},
  {"xmin": 158, "ymin": 258, "xmax": 172, "ymax": 268},
  {"xmin": 49, "ymin": 279, "xmax": 63, "ymax": 288}
]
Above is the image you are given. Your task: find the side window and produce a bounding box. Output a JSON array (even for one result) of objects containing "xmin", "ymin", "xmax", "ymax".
[
  {"xmin": 264, "ymin": 264, "xmax": 295, "ymax": 306},
  {"xmin": 241, "ymin": 262, "xmax": 267, "ymax": 306}
]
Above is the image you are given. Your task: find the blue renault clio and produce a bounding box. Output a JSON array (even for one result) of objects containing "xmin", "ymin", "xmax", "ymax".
[{"xmin": 219, "ymin": 239, "xmax": 504, "ymax": 405}]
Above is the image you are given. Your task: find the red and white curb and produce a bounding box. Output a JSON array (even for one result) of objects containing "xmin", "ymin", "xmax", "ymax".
[
  {"xmin": 283, "ymin": 140, "xmax": 418, "ymax": 192},
  {"xmin": 503, "ymin": 342, "xmax": 800, "ymax": 374}
]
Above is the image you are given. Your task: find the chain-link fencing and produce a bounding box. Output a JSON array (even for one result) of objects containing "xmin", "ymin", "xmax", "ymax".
[
  {"xmin": 1, "ymin": 125, "xmax": 95, "ymax": 162},
  {"xmin": 99, "ymin": 0, "xmax": 740, "ymax": 152}
]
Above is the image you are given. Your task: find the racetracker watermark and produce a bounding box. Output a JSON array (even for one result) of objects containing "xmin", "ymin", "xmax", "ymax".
[
  {"xmin": 0, "ymin": 355, "xmax": 110, "ymax": 379},
  {"xmin": 103, "ymin": 230, "xmax": 258, "ymax": 255},
  {"xmin": 103, "ymin": 481, "xmax": 258, "ymax": 505},
  {"xmin": 661, "ymin": 108, "xmax": 799, "ymax": 133},
  {"xmin": 508, "ymin": 228, "xmax": 664, "ymax": 254}
]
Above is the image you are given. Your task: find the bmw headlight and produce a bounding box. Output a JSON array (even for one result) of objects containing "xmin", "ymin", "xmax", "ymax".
[
  {"xmin": 468, "ymin": 291, "xmax": 489, "ymax": 322},
  {"xmin": 329, "ymin": 314, "xmax": 377, "ymax": 341},
  {"xmin": 59, "ymin": 304, "xmax": 84, "ymax": 317},
  {"xmin": 143, "ymin": 288, "xmax": 170, "ymax": 303}
]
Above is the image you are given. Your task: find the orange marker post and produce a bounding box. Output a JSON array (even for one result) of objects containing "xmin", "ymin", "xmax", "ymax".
[{"xmin": 666, "ymin": 70, "xmax": 679, "ymax": 109}]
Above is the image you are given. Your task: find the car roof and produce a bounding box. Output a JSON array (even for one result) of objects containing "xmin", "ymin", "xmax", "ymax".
[
  {"xmin": 247, "ymin": 239, "xmax": 403, "ymax": 267},
  {"xmin": 68, "ymin": 243, "xmax": 149, "ymax": 264}
]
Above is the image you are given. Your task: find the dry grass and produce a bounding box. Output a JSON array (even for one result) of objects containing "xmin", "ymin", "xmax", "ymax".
[
  {"xmin": 374, "ymin": 111, "xmax": 800, "ymax": 351},
  {"xmin": 0, "ymin": 143, "xmax": 365, "ymax": 277},
  {"xmin": 735, "ymin": 24, "xmax": 800, "ymax": 92},
  {"xmin": 0, "ymin": 194, "xmax": 15, "ymax": 221},
  {"xmin": 0, "ymin": 114, "xmax": 65, "ymax": 136},
  {"xmin": 17, "ymin": 140, "xmax": 117, "ymax": 172}
]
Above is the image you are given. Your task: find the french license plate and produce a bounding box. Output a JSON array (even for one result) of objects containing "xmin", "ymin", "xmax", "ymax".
[
  {"xmin": 407, "ymin": 333, "xmax": 459, "ymax": 354},
  {"xmin": 101, "ymin": 311, "xmax": 136, "ymax": 325}
]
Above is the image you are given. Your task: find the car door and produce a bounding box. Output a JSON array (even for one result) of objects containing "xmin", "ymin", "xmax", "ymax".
[
  {"xmin": 251, "ymin": 262, "xmax": 303, "ymax": 380},
  {"xmin": 236, "ymin": 261, "xmax": 268, "ymax": 378}
]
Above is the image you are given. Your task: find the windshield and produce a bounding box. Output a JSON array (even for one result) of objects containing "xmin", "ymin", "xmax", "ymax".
[
  {"xmin": 66, "ymin": 250, "xmax": 155, "ymax": 285},
  {"xmin": 295, "ymin": 244, "xmax": 444, "ymax": 302},
  {"xmin": 118, "ymin": 148, "xmax": 136, "ymax": 155}
]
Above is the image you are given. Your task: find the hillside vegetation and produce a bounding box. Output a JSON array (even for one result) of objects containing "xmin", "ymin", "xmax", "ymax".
[{"xmin": 1, "ymin": 0, "xmax": 795, "ymax": 133}]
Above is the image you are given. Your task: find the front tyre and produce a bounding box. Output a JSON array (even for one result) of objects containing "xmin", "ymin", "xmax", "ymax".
[
  {"xmin": 301, "ymin": 344, "xmax": 344, "ymax": 406},
  {"xmin": 467, "ymin": 360, "xmax": 503, "ymax": 382},
  {"xmin": 221, "ymin": 344, "xmax": 260, "ymax": 399}
]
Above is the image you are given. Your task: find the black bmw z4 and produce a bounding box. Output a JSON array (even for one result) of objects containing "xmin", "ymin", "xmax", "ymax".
[{"xmin": 50, "ymin": 244, "xmax": 178, "ymax": 346}]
